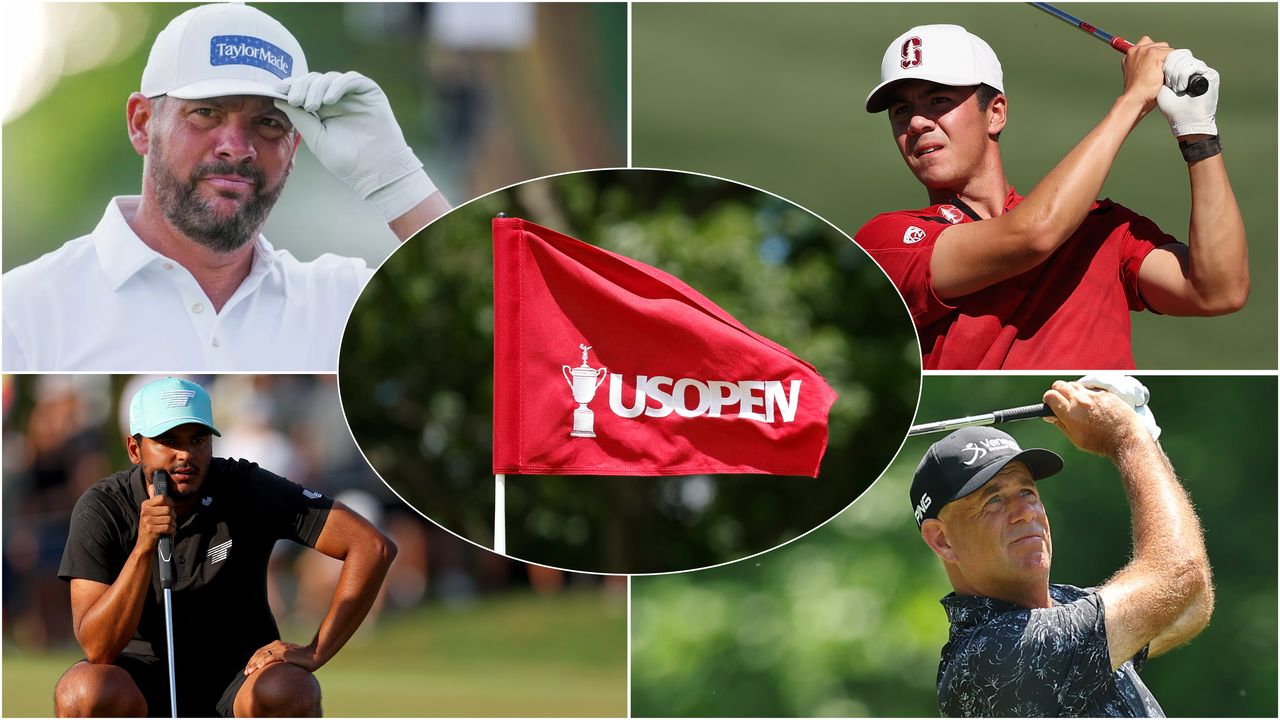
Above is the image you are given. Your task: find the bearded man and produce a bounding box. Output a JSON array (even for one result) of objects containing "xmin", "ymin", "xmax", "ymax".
[{"xmin": 3, "ymin": 3, "xmax": 451, "ymax": 371}]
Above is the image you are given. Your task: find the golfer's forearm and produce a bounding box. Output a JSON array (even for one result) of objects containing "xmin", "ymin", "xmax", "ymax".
[
  {"xmin": 1184, "ymin": 155, "xmax": 1249, "ymax": 313},
  {"xmin": 309, "ymin": 539, "xmax": 397, "ymax": 666},
  {"xmin": 76, "ymin": 548, "xmax": 153, "ymax": 662},
  {"xmin": 1113, "ymin": 438, "xmax": 1210, "ymax": 605}
]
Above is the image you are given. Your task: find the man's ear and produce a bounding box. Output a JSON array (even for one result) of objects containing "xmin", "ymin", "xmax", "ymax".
[
  {"xmin": 921, "ymin": 518, "xmax": 958, "ymax": 564},
  {"xmin": 126, "ymin": 93, "xmax": 155, "ymax": 157},
  {"xmin": 987, "ymin": 93, "xmax": 1007, "ymax": 138},
  {"xmin": 125, "ymin": 434, "xmax": 143, "ymax": 465}
]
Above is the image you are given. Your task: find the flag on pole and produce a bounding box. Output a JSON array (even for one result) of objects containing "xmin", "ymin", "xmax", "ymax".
[{"xmin": 492, "ymin": 217, "xmax": 837, "ymax": 477}]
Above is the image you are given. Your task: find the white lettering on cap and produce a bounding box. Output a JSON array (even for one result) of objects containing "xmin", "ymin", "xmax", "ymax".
[{"xmin": 160, "ymin": 390, "xmax": 196, "ymax": 408}]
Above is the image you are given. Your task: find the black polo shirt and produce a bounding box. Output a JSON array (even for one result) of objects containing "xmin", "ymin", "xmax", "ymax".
[
  {"xmin": 58, "ymin": 458, "xmax": 333, "ymax": 675},
  {"xmin": 937, "ymin": 583, "xmax": 1164, "ymax": 717}
]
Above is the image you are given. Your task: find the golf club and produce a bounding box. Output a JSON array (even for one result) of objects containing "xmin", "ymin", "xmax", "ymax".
[
  {"xmin": 908, "ymin": 402, "xmax": 1053, "ymax": 437},
  {"xmin": 153, "ymin": 470, "xmax": 178, "ymax": 719},
  {"xmin": 1029, "ymin": 2, "xmax": 1209, "ymax": 97}
]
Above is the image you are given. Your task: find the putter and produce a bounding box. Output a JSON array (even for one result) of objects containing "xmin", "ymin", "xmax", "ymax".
[
  {"xmin": 908, "ymin": 402, "xmax": 1053, "ymax": 437},
  {"xmin": 152, "ymin": 470, "xmax": 178, "ymax": 719},
  {"xmin": 1029, "ymin": 2, "xmax": 1209, "ymax": 97}
]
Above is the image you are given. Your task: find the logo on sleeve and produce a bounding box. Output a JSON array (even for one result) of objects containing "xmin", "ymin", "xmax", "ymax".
[
  {"xmin": 903, "ymin": 226, "xmax": 926, "ymax": 244},
  {"xmin": 210, "ymin": 35, "xmax": 293, "ymax": 79},
  {"xmin": 302, "ymin": 489, "xmax": 323, "ymax": 500},
  {"xmin": 938, "ymin": 205, "xmax": 964, "ymax": 224}
]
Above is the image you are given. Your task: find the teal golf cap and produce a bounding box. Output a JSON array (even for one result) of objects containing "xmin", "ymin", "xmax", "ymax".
[{"xmin": 129, "ymin": 377, "xmax": 222, "ymax": 438}]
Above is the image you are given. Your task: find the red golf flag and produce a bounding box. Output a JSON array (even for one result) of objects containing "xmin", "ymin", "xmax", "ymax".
[{"xmin": 492, "ymin": 217, "xmax": 837, "ymax": 477}]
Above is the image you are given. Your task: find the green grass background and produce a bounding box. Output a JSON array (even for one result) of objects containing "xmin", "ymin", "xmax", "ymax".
[
  {"xmin": 3, "ymin": 591, "xmax": 626, "ymax": 717},
  {"xmin": 633, "ymin": 3, "xmax": 1276, "ymax": 368}
]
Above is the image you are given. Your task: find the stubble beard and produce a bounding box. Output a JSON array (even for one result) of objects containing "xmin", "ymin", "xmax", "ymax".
[{"xmin": 147, "ymin": 134, "xmax": 290, "ymax": 254}]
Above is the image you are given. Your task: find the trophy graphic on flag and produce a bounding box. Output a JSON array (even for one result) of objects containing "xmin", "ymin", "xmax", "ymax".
[{"xmin": 561, "ymin": 344, "xmax": 607, "ymax": 438}]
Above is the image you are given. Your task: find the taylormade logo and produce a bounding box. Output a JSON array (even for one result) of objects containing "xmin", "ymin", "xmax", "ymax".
[
  {"xmin": 210, "ymin": 35, "xmax": 293, "ymax": 79},
  {"xmin": 608, "ymin": 375, "xmax": 801, "ymax": 423}
]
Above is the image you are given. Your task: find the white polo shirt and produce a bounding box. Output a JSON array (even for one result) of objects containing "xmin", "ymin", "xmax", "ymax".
[{"xmin": 3, "ymin": 196, "xmax": 375, "ymax": 371}]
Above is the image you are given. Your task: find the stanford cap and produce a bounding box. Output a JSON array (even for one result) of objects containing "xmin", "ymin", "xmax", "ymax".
[
  {"xmin": 866, "ymin": 24, "xmax": 1004, "ymax": 112},
  {"xmin": 141, "ymin": 3, "xmax": 307, "ymax": 101},
  {"xmin": 129, "ymin": 377, "xmax": 222, "ymax": 438},
  {"xmin": 910, "ymin": 427, "xmax": 1061, "ymax": 527}
]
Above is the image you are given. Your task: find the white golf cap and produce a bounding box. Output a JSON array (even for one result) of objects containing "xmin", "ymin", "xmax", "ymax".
[
  {"xmin": 140, "ymin": 3, "xmax": 307, "ymax": 101},
  {"xmin": 865, "ymin": 24, "xmax": 1004, "ymax": 113}
]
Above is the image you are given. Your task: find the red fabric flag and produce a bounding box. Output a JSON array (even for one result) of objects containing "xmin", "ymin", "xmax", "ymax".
[{"xmin": 492, "ymin": 217, "xmax": 838, "ymax": 477}]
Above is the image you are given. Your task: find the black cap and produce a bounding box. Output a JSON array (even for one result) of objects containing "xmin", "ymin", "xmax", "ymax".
[{"xmin": 910, "ymin": 427, "xmax": 1063, "ymax": 527}]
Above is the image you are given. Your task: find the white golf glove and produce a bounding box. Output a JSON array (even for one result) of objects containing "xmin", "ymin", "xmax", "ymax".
[
  {"xmin": 1078, "ymin": 373, "xmax": 1161, "ymax": 441},
  {"xmin": 276, "ymin": 71, "xmax": 437, "ymax": 221},
  {"xmin": 1156, "ymin": 49, "xmax": 1219, "ymax": 138}
]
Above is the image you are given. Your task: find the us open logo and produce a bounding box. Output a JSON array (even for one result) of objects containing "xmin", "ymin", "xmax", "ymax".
[{"xmin": 558, "ymin": 342, "xmax": 805, "ymax": 440}]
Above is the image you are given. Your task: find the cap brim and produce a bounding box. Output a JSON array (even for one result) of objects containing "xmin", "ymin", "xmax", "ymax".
[
  {"xmin": 950, "ymin": 448, "xmax": 1064, "ymax": 502},
  {"xmin": 864, "ymin": 74, "xmax": 988, "ymax": 113},
  {"xmin": 162, "ymin": 78, "xmax": 287, "ymax": 101},
  {"xmin": 136, "ymin": 417, "xmax": 222, "ymax": 438}
]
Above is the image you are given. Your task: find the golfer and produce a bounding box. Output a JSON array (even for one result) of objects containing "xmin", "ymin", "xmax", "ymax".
[
  {"xmin": 3, "ymin": 3, "xmax": 451, "ymax": 372},
  {"xmin": 857, "ymin": 24, "xmax": 1247, "ymax": 369},
  {"xmin": 54, "ymin": 377, "xmax": 397, "ymax": 717},
  {"xmin": 910, "ymin": 380, "xmax": 1211, "ymax": 716}
]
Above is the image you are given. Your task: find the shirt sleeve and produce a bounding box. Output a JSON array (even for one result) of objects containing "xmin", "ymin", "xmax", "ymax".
[
  {"xmin": 854, "ymin": 213, "xmax": 958, "ymax": 327},
  {"xmin": 942, "ymin": 593, "xmax": 1116, "ymax": 717},
  {"xmin": 244, "ymin": 466, "xmax": 334, "ymax": 547},
  {"xmin": 1114, "ymin": 206, "xmax": 1181, "ymax": 313},
  {"xmin": 57, "ymin": 489, "xmax": 129, "ymax": 585}
]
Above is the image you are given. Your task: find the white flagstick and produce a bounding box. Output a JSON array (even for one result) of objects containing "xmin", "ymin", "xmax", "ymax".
[{"xmin": 494, "ymin": 474, "xmax": 507, "ymax": 554}]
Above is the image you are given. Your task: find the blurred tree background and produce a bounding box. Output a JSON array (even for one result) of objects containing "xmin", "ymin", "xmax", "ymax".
[
  {"xmin": 632, "ymin": 3, "xmax": 1277, "ymax": 368},
  {"xmin": 631, "ymin": 375, "xmax": 1277, "ymax": 717},
  {"xmin": 3, "ymin": 2, "xmax": 625, "ymax": 269},
  {"xmin": 340, "ymin": 169, "xmax": 920, "ymax": 574}
]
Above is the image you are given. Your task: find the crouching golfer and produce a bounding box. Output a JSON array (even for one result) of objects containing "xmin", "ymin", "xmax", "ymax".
[
  {"xmin": 910, "ymin": 380, "xmax": 1212, "ymax": 716},
  {"xmin": 54, "ymin": 377, "xmax": 396, "ymax": 717}
]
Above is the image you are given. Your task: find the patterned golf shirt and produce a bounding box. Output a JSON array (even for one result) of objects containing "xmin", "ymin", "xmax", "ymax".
[{"xmin": 937, "ymin": 583, "xmax": 1164, "ymax": 717}]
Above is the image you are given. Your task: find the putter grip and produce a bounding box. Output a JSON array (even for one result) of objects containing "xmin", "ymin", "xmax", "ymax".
[
  {"xmin": 152, "ymin": 470, "xmax": 175, "ymax": 590},
  {"xmin": 992, "ymin": 403, "xmax": 1054, "ymax": 423}
]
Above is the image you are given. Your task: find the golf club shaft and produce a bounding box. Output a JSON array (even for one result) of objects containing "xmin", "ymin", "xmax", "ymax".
[
  {"xmin": 153, "ymin": 470, "xmax": 177, "ymax": 718},
  {"xmin": 908, "ymin": 402, "xmax": 1053, "ymax": 436},
  {"xmin": 1029, "ymin": 2, "xmax": 1208, "ymax": 96},
  {"xmin": 163, "ymin": 587, "xmax": 177, "ymax": 719}
]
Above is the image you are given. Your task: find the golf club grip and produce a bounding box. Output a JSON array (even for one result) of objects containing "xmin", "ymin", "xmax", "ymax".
[
  {"xmin": 152, "ymin": 470, "xmax": 175, "ymax": 590},
  {"xmin": 1186, "ymin": 74, "xmax": 1208, "ymax": 97},
  {"xmin": 1112, "ymin": 35, "xmax": 1209, "ymax": 97},
  {"xmin": 991, "ymin": 403, "xmax": 1054, "ymax": 423}
]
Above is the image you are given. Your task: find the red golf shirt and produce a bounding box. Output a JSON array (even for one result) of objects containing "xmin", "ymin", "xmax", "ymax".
[{"xmin": 856, "ymin": 189, "xmax": 1180, "ymax": 369}]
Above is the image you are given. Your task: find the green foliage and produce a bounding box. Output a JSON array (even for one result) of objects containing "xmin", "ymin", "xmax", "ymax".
[
  {"xmin": 633, "ymin": 2, "xmax": 1278, "ymax": 368},
  {"xmin": 340, "ymin": 170, "xmax": 920, "ymax": 573},
  {"xmin": 632, "ymin": 376, "xmax": 1277, "ymax": 717}
]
